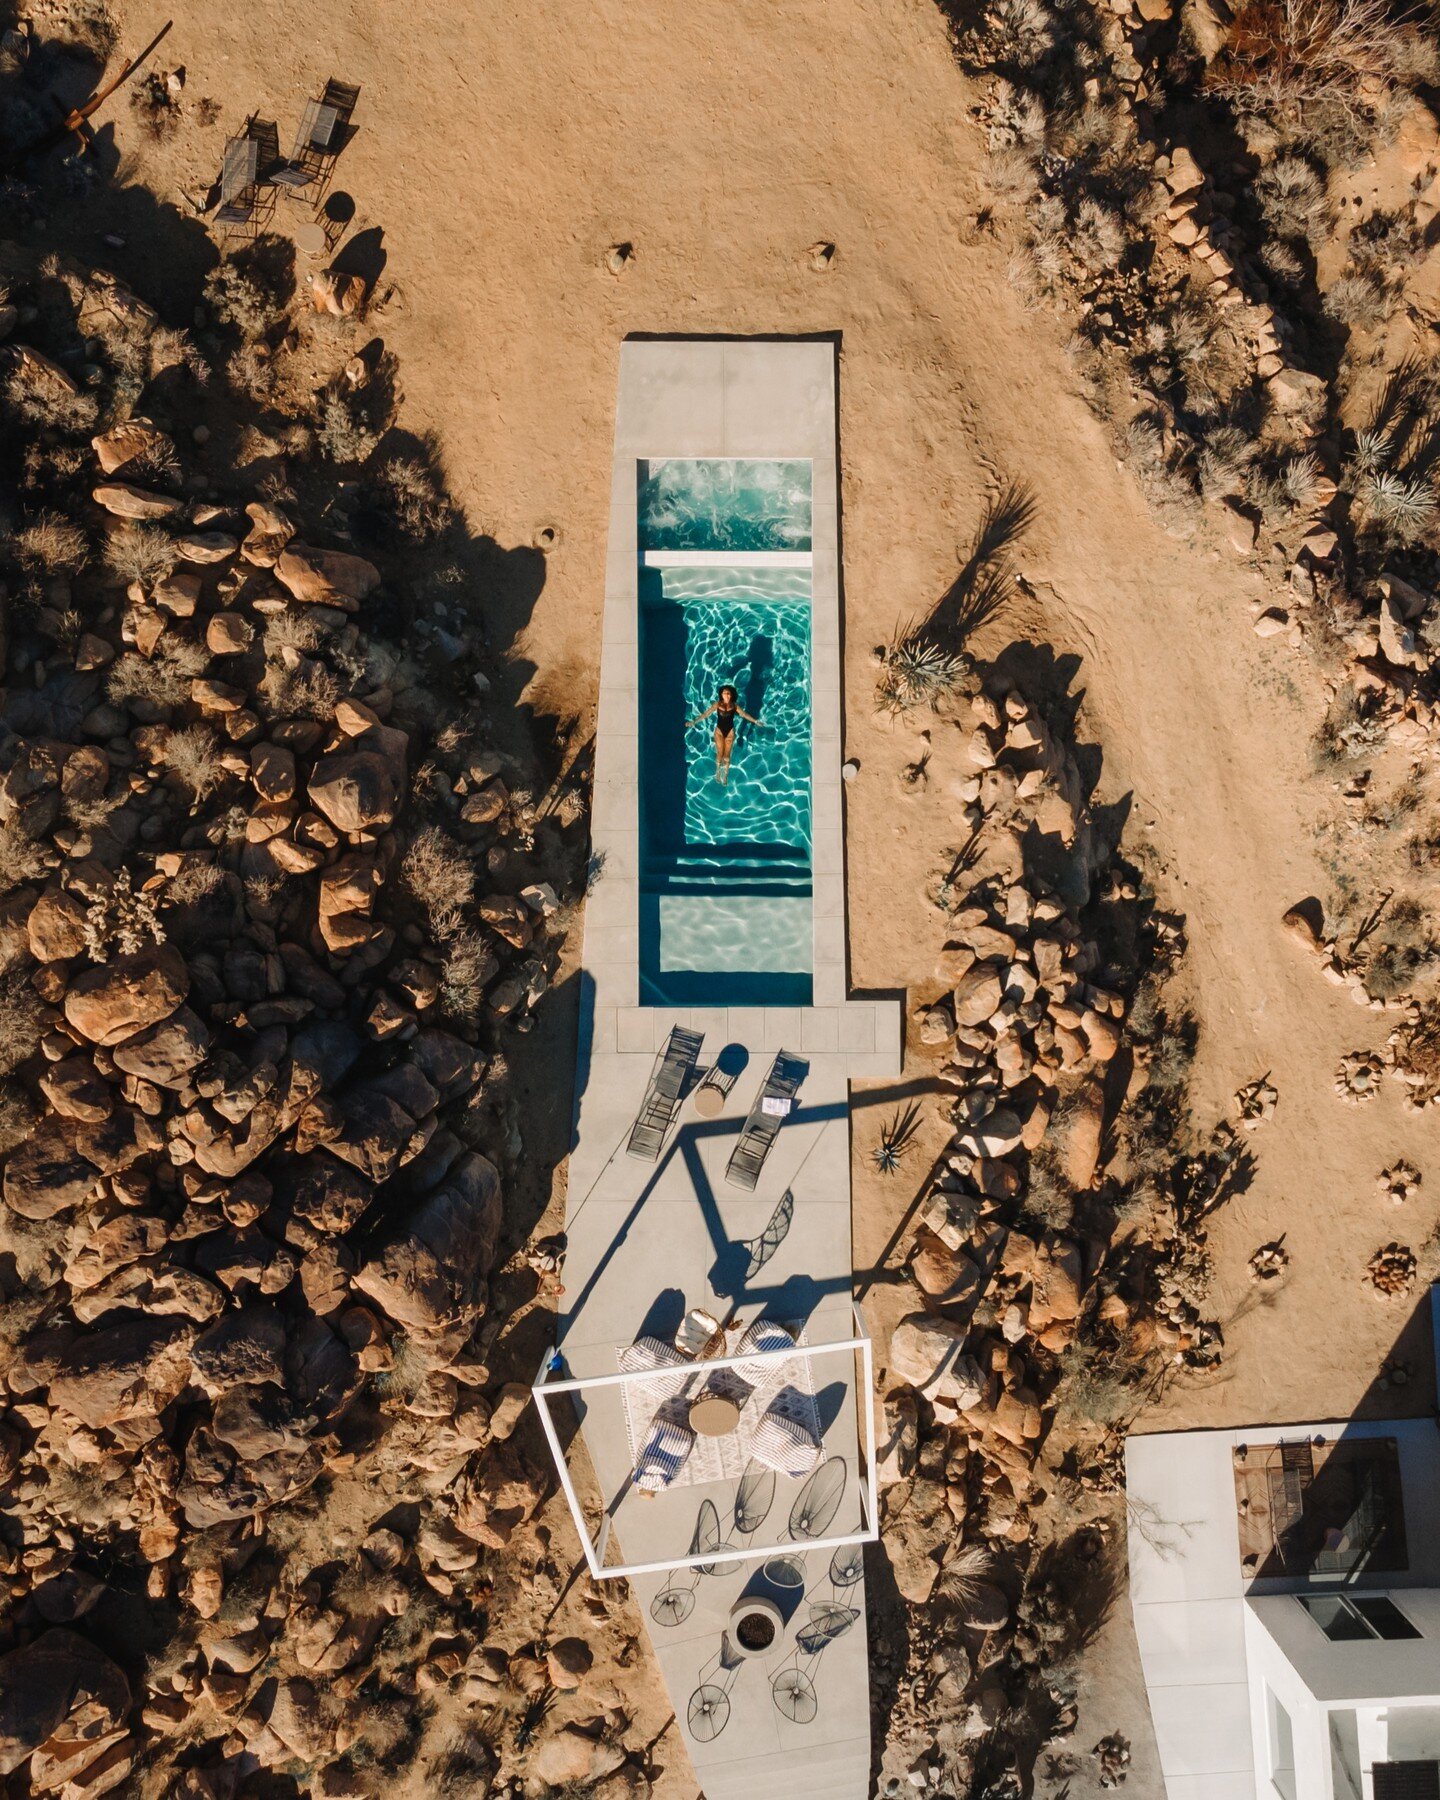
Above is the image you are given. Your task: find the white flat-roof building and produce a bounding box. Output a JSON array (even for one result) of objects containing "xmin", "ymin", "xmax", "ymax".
[{"xmin": 1126, "ymin": 1289, "xmax": 1440, "ymax": 1800}]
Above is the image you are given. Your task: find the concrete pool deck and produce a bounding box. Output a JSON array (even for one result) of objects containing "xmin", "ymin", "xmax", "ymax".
[{"xmin": 549, "ymin": 339, "xmax": 901, "ymax": 1800}]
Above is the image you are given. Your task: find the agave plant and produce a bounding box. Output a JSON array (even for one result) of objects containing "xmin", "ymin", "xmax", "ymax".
[
  {"xmin": 876, "ymin": 634, "xmax": 969, "ymax": 716},
  {"xmin": 872, "ymin": 1103, "xmax": 922, "ymax": 1175}
]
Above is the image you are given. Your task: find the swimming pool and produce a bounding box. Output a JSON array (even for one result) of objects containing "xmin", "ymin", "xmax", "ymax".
[
  {"xmin": 638, "ymin": 560, "xmax": 813, "ymax": 1007},
  {"xmin": 638, "ymin": 459, "xmax": 813, "ymax": 553}
]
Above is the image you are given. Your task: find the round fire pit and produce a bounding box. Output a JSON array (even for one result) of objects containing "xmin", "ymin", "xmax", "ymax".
[{"xmin": 728, "ymin": 1595, "xmax": 784, "ymax": 1659}]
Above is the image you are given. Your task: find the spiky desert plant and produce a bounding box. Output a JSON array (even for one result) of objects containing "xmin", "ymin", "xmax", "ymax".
[
  {"xmin": 872, "ymin": 1103, "xmax": 922, "ymax": 1175},
  {"xmin": 876, "ymin": 635, "xmax": 969, "ymax": 716},
  {"xmin": 1362, "ymin": 469, "xmax": 1437, "ymax": 538}
]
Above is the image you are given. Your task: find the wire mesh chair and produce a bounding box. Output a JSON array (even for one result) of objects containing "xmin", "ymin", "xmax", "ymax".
[
  {"xmin": 734, "ymin": 1461, "xmax": 777, "ymax": 1541},
  {"xmin": 275, "ymin": 77, "xmax": 361, "ymax": 206},
  {"xmin": 650, "ymin": 1497, "xmax": 733, "ymax": 1628},
  {"xmin": 214, "ymin": 115, "xmax": 280, "ymax": 244},
  {"xmin": 787, "ymin": 1457, "xmax": 848, "ymax": 1539},
  {"xmin": 769, "ymin": 1601, "xmax": 860, "ymax": 1724}
]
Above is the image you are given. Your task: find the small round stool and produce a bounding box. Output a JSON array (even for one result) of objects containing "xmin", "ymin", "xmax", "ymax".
[
  {"xmin": 294, "ymin": 221, "xmax": 327, "ymax": 258},
  {"xmin": 693, "ymin": 1080, "xmax": 727, "ymax": 1118},
  {"xmin": 689, "ymin": 1393, "xmax": 742, "ymax": 1437}
]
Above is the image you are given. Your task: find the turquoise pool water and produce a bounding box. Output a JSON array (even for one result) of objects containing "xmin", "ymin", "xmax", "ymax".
[
  {"xmin": 639, "ymin": 565, "xmax": 813, "ymax": 1006},
  {"xmin": 638, "ymin": 459, "xmax": 813, "ymax": 553}
]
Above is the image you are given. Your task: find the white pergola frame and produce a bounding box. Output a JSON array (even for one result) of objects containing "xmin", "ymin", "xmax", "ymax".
[{"xmin": 532, "ymin": 1306, "xmax": 879, "ymax": 1581}]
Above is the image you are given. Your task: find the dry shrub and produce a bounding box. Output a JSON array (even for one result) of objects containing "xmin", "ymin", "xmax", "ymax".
[
  {"xmin": 1209, "ymin": 0, "xmax": 1435, "ymax": 113},
  {"xmin": 401, "ymin": 827, "xmax": 474, "ymax": 919},
  {"xmin": 164, "ymin": 725, "xmax": 225, "ymax": 801},
  {"xmin": 203, "ymin": 258, "xmax": 284, "ymax": 341},
  {"xmin": 5, "ymin": 369, "xmax": 98, "ymax": 433},
  {"xmin": 165, "ymin": 861, "xmax": 226, "ymax": 908},
  {"xmin": 0, "ymin": 950, "xmax": 41, "ymax": 1078},
  {"xmin": 437, "ymin": 928, "xmax": 498, "ymax": 1023},
  {"xmin": 83, "ymin": 869, "xmax": 164, "ymax": 961},
  {"xmin": 259, "ymin": 658, "xmax": 343, "ymax": 721},
  {"xmin": 104, "ymin": 523, "xmax": 176, "ymax": 587},
  {"xmin": 14, "ymin": 511, "xmax": 88, "ymax": 575},
  {"xmin": 0, "ymin": 818, "xmax": 51, "ymax": 893},
  {"xmin": 263, "ymin": 609, "xmax": 327, "ymax": 663},
  {"xmin": 107, "ymin": 639, "xmax": 209, "ymax": 711},
  {"xmin": 372, "ymin": 456, "xmax": 455, "ymax": 540},
  {"xmin": 0, "ymin": 1082, "xmax": 36, "ymax": 1155}
]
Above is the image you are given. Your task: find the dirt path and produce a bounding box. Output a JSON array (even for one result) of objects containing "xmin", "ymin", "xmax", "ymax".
[{"xmin": 91, "ymin": 0, "xmax": 1439, "ymax": 1775}]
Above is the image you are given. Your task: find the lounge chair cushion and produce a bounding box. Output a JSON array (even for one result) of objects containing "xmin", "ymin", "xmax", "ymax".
[
  {"xmin": 620, "ymin": 1335, "xmax": 689, "ymax": 1374},
  {"xmin": 731, "ymin": 1318, "xmax": 796, "ymax": 1389},
  {"xmin": 750, "ymin": 1408, "xmax": 822, "ymax": 1478},
  {"xmin": 636, "ymin": 1418, "xmax": 695, "ymax": 1492}
]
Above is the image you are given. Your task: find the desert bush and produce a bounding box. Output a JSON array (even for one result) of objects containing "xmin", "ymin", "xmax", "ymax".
[
  {"xmin": 437, "ymin": 928, "xmax": 497, "ymax": 1023},
  {"xmin": 83, "ymin": 869, "xmax": 164, "ymax": 961},
  {"xmin": 0, "ymin": 964, "xmax": 42, "ymax": 1077},
  {"xmin": 262, "ymin": 609, "xmax": 328, "ymax": 663},
  {"xmin": 104, "ymin": 522, "xmax": 175, "ymax": 586},
  {"xmin": 164, "ymin": 724, "xmax": 225, "ymax": 801},
  {"xmin": 1195, "ymin": 424, "xmax": 1256, "ymax": 500},
  {"xmin": 1365, "ymin": 895, "xmax": 1437, "ymax": 998},
  {"xmin": 400, "ymin": 827, "xmax": 474, "ymax": 918},
  {"xmin": 369, "ymin": 456, "xmax": 455, "ymax": 541},
  {"xmin": 259, "ymin": 657, "xmax": 344, "ymax": 721},
  {"xmin": 106, "ymin": 638, "xmax": 210, "ymax": 711},
  {"xmin": 1072, "ymin": 198, "xmax": 1127, "ymax": 274},
  {"xmin": 314, "ymin": 392, "xmax": 379, "ymax": 464},
  {"xmin": 0, "ymin": 817, "xmax": 51, "ymax": 893},
  {"xmin": 1023, "ymin": 1142, "xmax": 1076, "ymax": 1234},
  {"xmin": 14, "ymin": 510, "xmax": 88, "ymax": 575},
  {"xmin": 0, "ymin": 1081, "xmax": 35, "ymax": 1155},
  {"xmin": 1254, "ymin": 153, "xmax": 1327, "ymax": 241},
  {"xmin": 4, "ymin": 368, "xmax": 98, "ymax": 433},
  {"xmin": 203, "ymin": 256, "xmax": 284, "ymax": 340},
  {"xmin": 1325, "ymin": 269, "xmax": 1395, "ymax": 329},
  {"xmin": 1207, "ymin": 0, "xmax": 1437, "ymax": 117}
]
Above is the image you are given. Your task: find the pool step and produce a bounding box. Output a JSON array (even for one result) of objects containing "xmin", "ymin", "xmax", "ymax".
[{"xmin": 643, "ymin": 850, "xmax": 812, "ymax": 899}]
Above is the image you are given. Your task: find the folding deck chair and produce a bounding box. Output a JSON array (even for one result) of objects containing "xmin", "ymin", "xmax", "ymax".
[
  {"xmin": 275, "ymin": 78, "xmax": 361, "ymax": 207},
  {"xmin": 626, "ymin": 1025, "xmax": 703, "ymax": 1161},
  {"xmin": 725, "ymin": 1051, "xmax": 805, "ymax": 1191},
  {"xmin": 214, "ymin": 116, "xmax": 280, "ymax": 244}
]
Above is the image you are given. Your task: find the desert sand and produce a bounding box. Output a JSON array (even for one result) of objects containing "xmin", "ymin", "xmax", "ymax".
[{"xmin": 48, "ymin": 0, "xmax": 1440, "ymax": 1785}]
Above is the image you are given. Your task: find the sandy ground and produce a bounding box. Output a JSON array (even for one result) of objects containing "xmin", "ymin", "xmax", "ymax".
[{"xmin": 68, "ymin": 0, "xmax": 1440, "ymax": 1783}]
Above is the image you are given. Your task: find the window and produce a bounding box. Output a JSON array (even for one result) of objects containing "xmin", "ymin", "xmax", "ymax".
[
  {"xmin": 1373, "ymin": 1764, "xmax": 1440, "ymax": 1800},
  {"xmin": 1299, "ymin": 1594, "xmax": 1422, "ymax": 1642},
  {"xmin": 1268, "ymin": 1687, "xmax": 1297, "ymax": 1800}
]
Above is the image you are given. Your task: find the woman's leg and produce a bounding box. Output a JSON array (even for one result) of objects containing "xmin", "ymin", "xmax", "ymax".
[{"xmin": 715, "ymin": 729, "xmax": 732, "ymax": 784}]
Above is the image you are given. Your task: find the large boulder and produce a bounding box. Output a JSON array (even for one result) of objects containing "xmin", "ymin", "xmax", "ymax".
[
  {"xmin": 92, "ymin": 421, "xmax": 171, "ymax": 476},
  {"xmin": 111, "ymin": 1006, "xmax": 210, "ymax": 1087},
  {"xmin": 91, "ymin": 483, "xmax": 181, "ymax": 520},
  {"xmin": 3, "ymin": 1118, "xmax": 99, "ymax": 1219},
  {"xmin": 190, "ymin": 1306, "xmax": 287, "ymax": 1394},
  {"xmin": 64, "ymin": 944, "xmax": 189, "ymax": 1046},
  {"xmin": 45, "ymin": 1317, "xmax": 196, "ymax": 1428},
  {"xmin": 354, "ymin": 1153, "xmax": 502, "ymax": 1337},
  {"xmin": 308, "ymin": 731, "xmax": 405, "ymax": 835},
  {"xmin": 274, "ymin": 543, "xmax": 380, "ymax": 610},
  {"xmin": 0, "ymin": 1628, "xmax": 131, "ymax": 1778},
  {"xmin": 888, "ymin": 1314, "xmax": 985, "ymax": 1406}
]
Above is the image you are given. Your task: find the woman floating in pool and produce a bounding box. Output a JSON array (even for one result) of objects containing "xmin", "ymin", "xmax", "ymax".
[{"xmin": 687, "ymin": 683, "xmax": 762, "ymax": 786}]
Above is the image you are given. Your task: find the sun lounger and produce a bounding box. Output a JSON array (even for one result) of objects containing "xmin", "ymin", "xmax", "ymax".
[
  {"xmin": 636, "ymin": 1417, "xmax": 696, "ymax": 1492},
  {"xmin": 619, "ymin": 1335, "xmax": 689, "ymax": 1375},
  {"xmin": 731, "ymin": 1318, "xmax": 796, "ymax": 1390},
  {"xmin": 724, "ymin": 1050, "xmax": 805, "ymax": 1190},
  {"xmin": 750, "ymin": 1406, "xmax": 822, "ymax": 1479},
  {"xmin": 627, "ymin": 1025, "xmax": 703, "ymax": 1161}
]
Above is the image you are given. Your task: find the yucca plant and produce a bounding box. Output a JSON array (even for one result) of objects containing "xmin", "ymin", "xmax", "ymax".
[
  {"xmin": 876, "ymin": 634, "xmax": 969, "ymax": 716},
  {"xmin": 1363, "ymin": 468, "xmax": 1437, "ymax": 537},
  {"xmin": 872, "ymin": 1103, "xmax": 922, "ymax": 1175}
]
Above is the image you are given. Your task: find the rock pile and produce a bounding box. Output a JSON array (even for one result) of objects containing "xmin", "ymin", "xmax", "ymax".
[
  {"xmin": 0, "ymin": 246, "xmax": 652, "ymax": 1795},
  {"xmin": 874, "ymin": 672, "xmax": 1189, "ymax": 1789}
]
